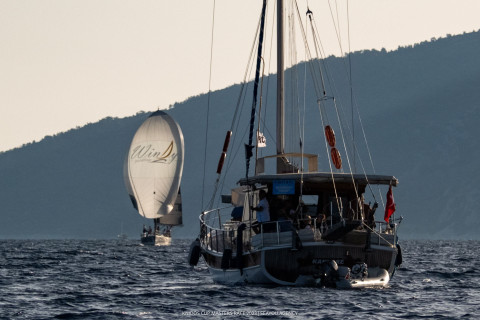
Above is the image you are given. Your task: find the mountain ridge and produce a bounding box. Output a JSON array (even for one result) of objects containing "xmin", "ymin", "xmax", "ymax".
[{"xmin": 1, "ymin": 30, "xmax": 480, "ymax": 240}]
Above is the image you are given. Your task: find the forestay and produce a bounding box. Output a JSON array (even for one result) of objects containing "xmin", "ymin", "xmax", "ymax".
[{"xmin": 124, "ymin": 110, "xmax": 184, "ymax": 219}]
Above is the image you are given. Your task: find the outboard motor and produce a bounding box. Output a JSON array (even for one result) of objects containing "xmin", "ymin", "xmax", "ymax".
[
  {"xmin": 351, "ymin": 263, "xmax": 368, "ymax": 280},
  {"xmin": 318, "ymin": 260, "xmax": 339, "ymax": 288},
  {"xmin": 188, "ymin": 238, "xmax": 201, "ymax": 266}
]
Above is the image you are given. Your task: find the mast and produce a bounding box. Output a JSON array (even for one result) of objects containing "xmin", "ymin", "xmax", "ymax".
[
  {"xmin": 276, "ymin": 0, "xmax": 285, "ymax": 173},
  {"xmin": 245, "ymin": 0, "xmax": 267, "ymax": 178}
]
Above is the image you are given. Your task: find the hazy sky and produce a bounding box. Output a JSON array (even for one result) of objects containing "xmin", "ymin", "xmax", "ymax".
[{"xmin": 1, "ymin": 0, "xmax": 479, "ymax": 152}]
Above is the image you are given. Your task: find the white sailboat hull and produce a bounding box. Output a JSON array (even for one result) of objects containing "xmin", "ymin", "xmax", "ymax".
[
  {"xmin": 141, "ymin": 234, "xmax": 172, "ymax": 246},
  {"xmin": 155, "ymin": 234, "xmax": 172, "ymax": 246}
]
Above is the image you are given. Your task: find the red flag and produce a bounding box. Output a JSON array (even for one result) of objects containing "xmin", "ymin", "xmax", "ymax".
[{"xmin": 384, "ymin": 185, "xmax": 396, "ymax": 223}]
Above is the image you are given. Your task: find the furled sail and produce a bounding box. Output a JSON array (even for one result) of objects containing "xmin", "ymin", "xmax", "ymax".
[{"xmin": 124, "ymin": 110, "xmax": 184, "ymax": 223}]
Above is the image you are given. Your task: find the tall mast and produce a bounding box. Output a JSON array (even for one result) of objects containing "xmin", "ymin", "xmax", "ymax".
[{"xmin": 276, "ymin": 0, "xmax": 285, "ymax": 169}]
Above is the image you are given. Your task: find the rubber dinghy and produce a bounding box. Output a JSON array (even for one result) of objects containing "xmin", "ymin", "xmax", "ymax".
[{"xmin": 315, "ymin": 260, "xmax": 390, "ymax": 289}]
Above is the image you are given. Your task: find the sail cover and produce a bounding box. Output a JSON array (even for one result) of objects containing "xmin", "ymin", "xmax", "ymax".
[{"xmin": 124, "ymin": 110, "xmax": 184, "ymax": 221}]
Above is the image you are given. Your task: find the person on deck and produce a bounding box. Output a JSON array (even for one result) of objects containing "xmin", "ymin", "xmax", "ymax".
[
  {"xmin": 364, "ymin": 202, "xmax": 378, "ymax": 229},
  {"xmin": 303, "ymin": 215, "xmax": 313, "ymax": 229},
  {"xmin": 251, "ymin": 190, "xmax": 271, "ymax": 233}
]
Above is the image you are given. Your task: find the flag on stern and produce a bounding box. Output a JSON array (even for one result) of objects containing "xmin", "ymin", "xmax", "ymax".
[{"xmin": 384, "ymin": 185, "xmax": 396, "ymax": 223}]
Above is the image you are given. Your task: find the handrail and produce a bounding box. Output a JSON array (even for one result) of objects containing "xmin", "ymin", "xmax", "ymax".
[
  {"xmin": 199, "ymin": 206, "xmax": 399, "ymax": 252},
  {"xmin": 202, "ymin": 205, "xmax": 234, "ymax": 215}
]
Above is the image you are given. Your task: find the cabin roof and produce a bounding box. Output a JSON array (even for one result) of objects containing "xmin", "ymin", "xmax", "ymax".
[{"xmin": 238, "ymin": 172, "xmax": 398, "ymax": 187}]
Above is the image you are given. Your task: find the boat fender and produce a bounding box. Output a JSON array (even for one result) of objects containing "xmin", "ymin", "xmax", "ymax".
[
  {"xmin": 395, "ymin": 244, "xmax": 403, "ymax": 267},
  {"xmin": 324, "ymin": 125, "xmax": 336, "ymax": 147},
  {"xmin": 216, "ymin": 152, "xmax": 226, "ymax": 174},
  {"xmin": 222, "ymin": 131, "xmax": 232, "ymax": 153},
  {"xmin": 236, "ymin": 223, "xmax": 246, "ymax": 274},
  {"xmin": 188, "ymin": 238, "xmax": 201, "ymax": 266},
  {"xmin": 331, "ymin": 147, "xmax": 342, "ymax": 169},
  {"xmin": 221, "ymin": 249, "xmax": 232, "ymax": 270},
  {"xmin": 216, "ymin": 131, "xmax": 232, "ymax": 174}
]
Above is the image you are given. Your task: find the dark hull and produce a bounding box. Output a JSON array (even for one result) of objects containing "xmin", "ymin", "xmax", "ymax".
[
  {"xmin": 201, "ymin": 231, "xmax": 398, "ymax": 285},
  {"xmin": 141, "ymin": 235, "xmax": 155, "ymax": 245}
]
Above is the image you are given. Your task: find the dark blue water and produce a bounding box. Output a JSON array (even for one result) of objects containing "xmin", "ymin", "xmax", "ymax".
[{"xmin": 0, "ymin": 239, "xmax": 478, "ymax": 319}]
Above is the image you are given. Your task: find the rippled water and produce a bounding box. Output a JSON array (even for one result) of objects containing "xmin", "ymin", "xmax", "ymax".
[{"xmin": 0, "ymin": 239, "xmax": 479, "ymax": 319}]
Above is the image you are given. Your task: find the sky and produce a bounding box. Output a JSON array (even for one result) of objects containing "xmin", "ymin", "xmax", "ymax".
[{"xmin": 1, "ymin": 0, "xmax": 480, "ymax": 153}]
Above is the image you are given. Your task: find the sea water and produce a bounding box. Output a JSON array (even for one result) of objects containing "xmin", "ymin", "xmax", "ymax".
[{"xmin": 0, "ymin": 239, "xmax": 478, "ymax": 319}]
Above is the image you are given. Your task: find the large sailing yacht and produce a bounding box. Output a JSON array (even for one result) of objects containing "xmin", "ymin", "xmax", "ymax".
[{"xmin": 189, "ymin": 0, "xmax": 402, "ymax": 288}]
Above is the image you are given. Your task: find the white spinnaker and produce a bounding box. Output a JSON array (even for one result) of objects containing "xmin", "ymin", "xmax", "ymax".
[{"xmin": 124, "ymin": 111, "xmax": 184, "ymax": 219}]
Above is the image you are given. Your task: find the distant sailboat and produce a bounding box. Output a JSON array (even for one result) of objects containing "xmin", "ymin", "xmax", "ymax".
[
  {"xmin": 124, "ymin": 110, "xmax": 184, "ymax": 246},
  {"xmin": 117, "ymin": 222, "xmax": 128, "ymax": 242}
]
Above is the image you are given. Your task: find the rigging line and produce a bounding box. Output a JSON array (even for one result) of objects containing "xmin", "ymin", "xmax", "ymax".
[
  {"xmin": 215, "ymin": 89, "xmax": 257, "ymax": 208},
  {"xmin": 245, "ymin": 0, "xmax": 268, "ymax": 179},
  {"xmin": 349, "ymin": 132, "xmax": 378, "ymax": 202},
  {"xmin": 327, "ymin": 0, "xmax": 345, "ymax": 56},
  {"xmin": 322, "ymin": 72, "xmax": 365, "ymax": 213},
  {"xmin": 299, "ymin": 5, "xmax": 310, "ymax": 199},
  {"xmin": 224, "ymin": 47, "xmax": 258, "ymax": 177},
  {"xmin": 293, "ymin": 3, "xmax": 324, "ymax": 101},
  {"xmin": 287, "ymin": 2, "xmax": 301, "ymax": 157},
  {"xmin": 326, "ymin": 40, "xmax": 383, "ymax": 205},
  {"xmin": 214, "ymin": 119, "xmax": 252, "ymax": 209},
  {"xmin": 201, "ymin": 0, "xmax": 216, "ymax": 211},
  {"xmin": 256, "ymin": 0, "xmax": 272, "ymax": 161},
  {"xmin": 322, "ymin": 65, "xmax": 378, "ymax": 204},
  {"xmin": 343, "ymin": 1, "xmax": 378, "ymax": 202},
  {"xmin": 318, "ymin": 61, "xmax": 359, "ymax": 198},
  {"xmin": 310, "ymin": 9, "xmax": 357, "ymax": 132},
  {"xmin": 334, "ymin": 0, "xmax": 342, "ymax": 53},
  {"xmin": 306, "ymin": 3, "xmax": 381, "ymax": 212},
  {"xmin": 211, "ymin": 7, "xmax": 265, "ymax": 208},
  {"xmin": 317, "ymin": 99, "xmax": 342, "ymax": 216},
  {"xmin": 308, "ymin": 16, "xmax": 327, "ymax": 97},
  {"xmin": 292, "ymin": 5, "xmax": 303, "ymax": 159},
  {"xmin": 306, "ymin": 8, "xmax": 361, "ymax": 207},
  {"xmin": 316, "ymin": 0, "xmax": 359, "ymax": 159},
  {"xmin": 259, "ymin": 0, "xmax": 276, "ymax": 151},
  {"xmin": 307, "ymin": 23, "xmax": 338, "ymax": 139},
  {"xmin": 308, "ymin": 11, "xmax": 332, "ymax": 98},
  {"xmin": 321, "ymin": 42, "xmax": 383, "ymax": 205},
  {"xmin": 211, "ymin": 88, "xmax": 250, "ymax": 210},
  {"xmin": 332, "ymin": 97, "xmax": 360, "ymax": 202},
  {"xmin": 229, "ymin": 11, "xmax": 263, "ymax": 132},
  {"xmin": 254, "ymin": 57, "xmax": 266, "ymax": 174},
  {"xmin": 305, "ymin": 10, "xmax": 335, "ymax": 129},
  {"xmin": 351, "ymin": 92, "xmax": 386, "ymax": 208},
  {"xmin": 346, "ymin": 0, "xmax": 355, "ymax": 172}
]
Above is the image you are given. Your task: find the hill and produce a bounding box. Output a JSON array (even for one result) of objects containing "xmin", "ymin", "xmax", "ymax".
[{"xmin": 1, "ymin": 31, "xmax": 480, "ymax": 240}]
